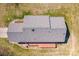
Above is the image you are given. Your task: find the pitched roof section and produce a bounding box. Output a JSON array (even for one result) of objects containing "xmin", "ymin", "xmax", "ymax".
[
  {"xmin": 50, "ymin": 17, "xmax": 66, "ymax": 29},
  {"xmin": 23, "ymin": 16, "xmax": 50, "ymax": 29},
  {"xmin": 8, "ymin": 16, "xmax": 66, "ymax": 32},
  {"xmin": 8, "ymin": 20, "xmax": 23, "ymax": 32}
]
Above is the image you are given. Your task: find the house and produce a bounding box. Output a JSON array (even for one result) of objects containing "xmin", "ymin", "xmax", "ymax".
[{"xmin": 7, "ymin": 16, "xmax": 68, "ymax": 48}]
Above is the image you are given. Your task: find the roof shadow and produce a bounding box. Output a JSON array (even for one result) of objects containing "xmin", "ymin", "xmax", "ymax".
[{"xmin": 64, "ymin": 22, "xmax": 70, "ymax": 43}]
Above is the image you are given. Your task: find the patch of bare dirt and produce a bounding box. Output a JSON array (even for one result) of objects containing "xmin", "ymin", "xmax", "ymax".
[{"xmin": 69, "ymin": 32, "xmax": 77, "ymax": 56}]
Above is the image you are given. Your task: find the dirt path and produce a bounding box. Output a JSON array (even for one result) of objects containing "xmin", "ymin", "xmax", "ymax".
[
  {"xmin": 69, "ymin": 32, "xmax": 76, "ymax": 56},
  {"xmin": 0, "ymin": 28, "xmax": 8, "ymax": 38}
]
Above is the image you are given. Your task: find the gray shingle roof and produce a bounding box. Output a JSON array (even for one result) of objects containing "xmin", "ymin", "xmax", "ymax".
[
  {"xmin": 8, "ymin": 16, "xmax": 66, "ymax": 32},
  {"xmin": 23, "ymin": 16, "xmax": 50, "ymax": 28},
  {"xmin": 50, "ymin": 17, "xmax": 66, "ymax": 29},
  {"xmin": 8, "ymin": 20, "xmax": 23, "ymax": 32},
  {"xmin": 7, "ymin": 16, "xmax": 67, "ymax": 43}
]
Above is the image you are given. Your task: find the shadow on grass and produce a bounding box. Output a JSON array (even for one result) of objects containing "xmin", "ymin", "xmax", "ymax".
[{"xmin": 64, "ymin": 22, "xmax": 70, "ymax": 43}]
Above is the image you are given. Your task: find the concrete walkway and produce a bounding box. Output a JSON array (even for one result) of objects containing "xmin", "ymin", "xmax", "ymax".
[{"xmin": 0, "ymin": 28, "xmax": 8, "ymax": 38}]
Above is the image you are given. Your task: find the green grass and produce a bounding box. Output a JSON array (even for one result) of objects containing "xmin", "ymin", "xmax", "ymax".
[
  {"xmin": 43, "ymin": 9, "xmax": 65, "ymax": 16},
  {"xmin": 4, "ymin": 10, "xmax": 32, "ymax": 27},
  {"xmin": 0, "ymin": 38, "xmax": 51, "ymax": 56},
  {"xmin": 0, "ymin": 38, "xmax": 71, "ymax": 56}
]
